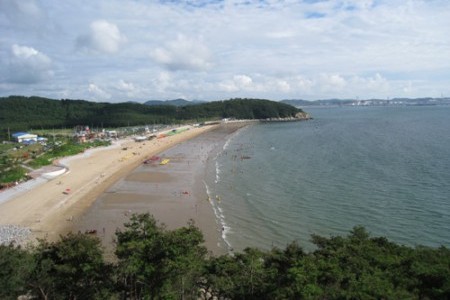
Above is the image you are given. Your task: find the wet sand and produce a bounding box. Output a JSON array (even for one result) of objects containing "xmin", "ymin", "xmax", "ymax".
[
  {"xmin": 70, "ymin": 122, "xmax": 252, "ymax": 257},
  {"xmin": 0, "ymin": 125, "xmax": 219, "ymax": 247}
]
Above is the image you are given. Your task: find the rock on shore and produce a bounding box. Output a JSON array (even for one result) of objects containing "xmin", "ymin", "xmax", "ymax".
[{"xmin": 0, "ymin": 224, "xmax": 31, "ymax": 246}]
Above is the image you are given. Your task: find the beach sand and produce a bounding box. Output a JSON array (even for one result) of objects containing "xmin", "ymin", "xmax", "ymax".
[
  {"xmin": 71, "ymin": 122, "xmax": 251, "ymax": 257},
  {"xmin": 0, "ymin": 122, "xmax": 250, "ymax": 256},
  {"xmin": 0, "ymin": 126, "xmax": 216, "ymax": 245}
]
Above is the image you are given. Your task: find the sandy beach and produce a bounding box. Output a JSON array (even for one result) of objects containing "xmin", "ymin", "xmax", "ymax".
[
  {"xmin": 0, "ymin": 122, "xmax": 251, "ymax": 256},
  {"xmin": 0, "ymin": 125, "xmax": 220, "ymax": 248}
]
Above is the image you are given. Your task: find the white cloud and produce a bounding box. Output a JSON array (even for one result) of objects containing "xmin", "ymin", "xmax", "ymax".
[
  {"xmin": 153, "ymin": 72, "xmax": 172, "ymax": 92},
  {"xmin": 402, "ymin": 81, "xmax": 413, "ymax": 94},
  {"xmin": 150, "ymin": 35, "xmax": 212, "ymax": 71},
  {"xmin": 7, "ymin": 44, "xmax": 53, "ymax": 84},
  {"xmin": 12, "ymin": 44, "xmax": 40, "ymax": 58},
  {"xmin": 295, "ymin": 76, "xmax": 314, "ymax": 93},
  {"xmin": 234, "ymin": 75, "xmax": 253, "ymax": 88},
  {"xmin": 114, "ymin": 79, "xmax": 142, "ymax": 98},
  {"xmin": 0, "ymin": 0, "xmax": 45, "ymax": 29},
  {"xmin": 117, "ymin": 79, "xmax": 135, "ymax": 92},
  {"xmin": 76, "ymin": 20, "xmax": 126, "ymax": 54},
  {"xmin": 276, "ymin": 80, "xmax": 291, "ymax": 93},
  {"xmin": 2, "ymin": 0, "xmax": 450, "ymax": 101},
  {"xmin": 219, "ymin": 75, "xmax": 254, "ymax": 92},
  {"xmin": 318, "ymin": 74, "xmax": 347, "ymax": 93},
  {"xmin": 266, "ymin": 30, "xmax": 296, "ymax": 39},
  {"xmin": 350, "ymin": 73, "xmax": 389, "ymax": 93},
  {"xmin": 88, "ymin": 83, "xmax": 111, "ymax": 99}
]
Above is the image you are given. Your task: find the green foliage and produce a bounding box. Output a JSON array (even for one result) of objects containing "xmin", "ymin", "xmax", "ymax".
[
  {"xmin": 204, "ymin": 227, "xmax": 450, "ymax": 300},
  {"xmin": 0, "ymin": 143, "xmax": 16, "ymax": 152},
  {"xmin": 0, "ymin": 219, "xmax": 448, "ymax": 299},
  {"xmin": 180, "ymin": 98, "xmax": 301, "ymax": 121},
  {"xmin": 0, "ymin": 244, "xmax": 33, "ymax": 299},
  {"xmin": 28, "ymin": 140, "xmax": 111, "ymax": 168},
  {"xmin": 0, "ymin": 96, "xmax": 302, "ymax": 136},
  {"xmin": 115, "ymin": 213, "xmax": 207, "ymax": 299},
  {"xmin": 0, "ymin": 166, "xmax": 27, "ymax": 184},
  {"xmin": 28, "ymin": 233, "xmax": 112, "ymax": 300}
]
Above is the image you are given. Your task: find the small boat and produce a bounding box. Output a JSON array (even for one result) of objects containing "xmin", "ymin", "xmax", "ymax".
[{"xmin": 160, "ymin": 159, "xmax": 170, "ymax": 165}]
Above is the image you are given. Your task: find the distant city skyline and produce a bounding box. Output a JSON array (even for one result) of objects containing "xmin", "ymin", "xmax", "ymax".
[{"xmin": 1, "ymin": 0, "xmax": 450, "ymax": 103}]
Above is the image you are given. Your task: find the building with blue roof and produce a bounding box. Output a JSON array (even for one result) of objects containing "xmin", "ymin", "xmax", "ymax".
[{"xmin": 12, "ymin": 132, "xmax": 38, "ymax": 143}]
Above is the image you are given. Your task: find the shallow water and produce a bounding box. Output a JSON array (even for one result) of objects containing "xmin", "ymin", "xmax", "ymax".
[
  {"xmin": 205, "ymin": 106, "xmax": 450, "ymax": 252},
  {"xmin": 73, "ymin": 124, "xmax": 244, "ymax": 254}
]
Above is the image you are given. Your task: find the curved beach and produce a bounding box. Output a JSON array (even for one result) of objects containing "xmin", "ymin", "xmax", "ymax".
[
  {"xmin": 0, "ymin": 125, "xmax": 223, "ymax": 250},
  {"xmin": 70, "ymin": 123, "xmax": 252, "ymax": 256}
]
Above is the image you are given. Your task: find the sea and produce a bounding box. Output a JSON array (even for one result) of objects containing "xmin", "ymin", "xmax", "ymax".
[{"xmin": 203, "ymin": 106, "xmax": 450, "ymax": 252}]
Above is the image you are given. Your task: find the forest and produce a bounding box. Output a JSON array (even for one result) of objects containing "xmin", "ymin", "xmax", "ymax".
[
  {"xmin": 0, "ymin": 96, "xmax": 302, "ymax": 136},
  {"xmin": 1, "ymin": 213, "xmax": 449, "ymax": 300}
]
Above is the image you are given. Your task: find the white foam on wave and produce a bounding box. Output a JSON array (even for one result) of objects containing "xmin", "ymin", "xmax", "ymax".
[
  {"xmin": 215, "ymin": 161, "xmax": 221, "ymax": 183},
  {"xmin": 223, "ymin": 125, "xmax": 248, "ymax": 151},
  {"xmin": 203, "ymin": 180, "xmax": 233, "ymax": 252},
  {"xmin": 223, "ymin": 138, "xmax": 232, "ymax": 151}
]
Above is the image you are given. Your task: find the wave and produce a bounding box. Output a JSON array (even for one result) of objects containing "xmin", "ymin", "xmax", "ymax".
[
  {"xmin": 223, "ymin": 125, "xmax": 248, "ymax": 151},
  {"xmin": 215, "ymin": 161, "xmax": 221, "ymax": 183},
  {"xmin": 203, "ymin": 180, "xmax": 233, "ymax": 251}
]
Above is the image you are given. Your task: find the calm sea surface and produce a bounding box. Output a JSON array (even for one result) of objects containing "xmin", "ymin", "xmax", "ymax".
[{"xmin": 204, "ymin": 106, "xmax": 450, "ymax": 252}]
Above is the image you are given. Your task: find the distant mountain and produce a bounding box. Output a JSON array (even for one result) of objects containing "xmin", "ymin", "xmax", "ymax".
[
  {"xmin": 282, "ymin": 98, "xmax": 450, "ymax": 107},
  {"xmin": 144, "ymin": 99, "xmax": 204, "ymax": 106}
]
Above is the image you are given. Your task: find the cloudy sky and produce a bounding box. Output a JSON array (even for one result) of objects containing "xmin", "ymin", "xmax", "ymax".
[{"xmin": 1, "ymin": 0, "xmax": 450, "ymax": 102}]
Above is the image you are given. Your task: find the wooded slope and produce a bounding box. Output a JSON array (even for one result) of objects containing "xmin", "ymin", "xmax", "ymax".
[{"xmin": 0, "ymin": 96, "xmax": 302, "ymax": 132}]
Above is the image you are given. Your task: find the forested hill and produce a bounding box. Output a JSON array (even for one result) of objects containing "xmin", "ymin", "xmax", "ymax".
[{"xmin": 0, "ymin": 96, "xmax": 303, "ymax": 132}]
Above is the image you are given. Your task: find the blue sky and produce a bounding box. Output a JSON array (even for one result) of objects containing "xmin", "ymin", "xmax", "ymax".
[{"xmin": 1, "ymin": 0, "xmax": 449, "ymax": 102}]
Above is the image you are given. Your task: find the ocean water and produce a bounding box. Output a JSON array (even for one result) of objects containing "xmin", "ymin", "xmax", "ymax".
[{"xmin": 204, "ymin": 106, "xmax": 450, "ymax": 252}]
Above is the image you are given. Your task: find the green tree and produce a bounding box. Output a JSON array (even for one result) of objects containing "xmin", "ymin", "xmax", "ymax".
[
  {"xmin": 410, "ymin": 246, "xmax": 450, "ymax": 299},
  {"xmin": 28, "ymin": 233, "xmax": 112, "ymax": 300},
  {"xmin": 205, "ymin": 247, "xmax": 272, "ymax": 299},
  {"xmin": 0, "ymin": 244, "xmax": 34, "ymax": 299},
  {"xmin": 115, "ymin": 213, "xmax": 207, "ymax": 299}
]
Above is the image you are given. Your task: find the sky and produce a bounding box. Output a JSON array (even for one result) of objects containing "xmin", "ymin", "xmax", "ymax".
[{"xmin": 1, "ymin": 0, "xmax": 450, "ymax": 103}]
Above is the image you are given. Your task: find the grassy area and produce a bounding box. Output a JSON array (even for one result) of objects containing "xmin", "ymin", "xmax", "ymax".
[
  {"xmin": 166, "ymin": 127, "xmax": 190, "ymax": 136},
  {"xmin": 0, "ymin": 139, "xmax": 111, "ymax": 184},
  {"xmin": 0, "ymin": 143, "xmax": 17, "ymax": 152},
  {"xmin": 31, "ymin": 128, "xmax": 73, "ymax": 138},
  {"xmin": 29, "ymin": 140, "xmax": 111, "ymax": 168},
  {"xmin": 7, "ymin": 143, "xmax": 44, "ymax": 161},
  {"xmin": 0, "ymin": 166, "xmax": 27, "ymax": 185}
]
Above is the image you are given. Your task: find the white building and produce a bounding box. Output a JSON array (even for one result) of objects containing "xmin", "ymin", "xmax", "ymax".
[{"xmin": 12, "ymin": 132, "xmax": 38, "ymax": 143}]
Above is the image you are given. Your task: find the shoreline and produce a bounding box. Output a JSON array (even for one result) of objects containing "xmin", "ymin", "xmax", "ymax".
[
  {"xmin": 69, "ymin": 121, "xmax": 252, "ymax": 257},
  {"xmin": 0, "ymin": 122, "xmax": 251, "ymax": 255},
  {"xmin": 0, "ymin": 125, "xmax": 219, "ymax": 247}
]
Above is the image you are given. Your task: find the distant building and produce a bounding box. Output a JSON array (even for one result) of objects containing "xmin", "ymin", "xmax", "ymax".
[
  {"xmin": 106, "ymin": 130, "xmax": 117, "ymax": 138},
  {"xmin": 12, "ymin": 132, "xmax": 38, "ymax": 143}
]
